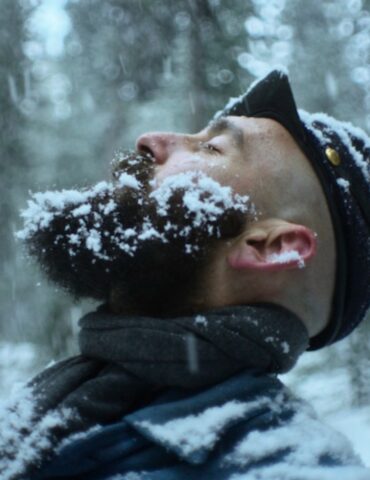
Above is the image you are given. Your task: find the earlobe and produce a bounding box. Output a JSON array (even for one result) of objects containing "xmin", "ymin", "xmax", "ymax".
[{"xmin": 227, "ymin": 221, "xmax": 317, "ymax": 272}]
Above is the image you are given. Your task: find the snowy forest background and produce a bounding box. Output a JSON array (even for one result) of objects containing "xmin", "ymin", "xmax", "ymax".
[{"xmin": 0, "ymin": 0, "xmax": 369, "ymax": 465}]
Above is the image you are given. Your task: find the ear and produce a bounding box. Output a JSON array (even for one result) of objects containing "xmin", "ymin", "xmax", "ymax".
[{"xmin": 228, "ymin": 220, "xmax": 317, "ymax": 272}]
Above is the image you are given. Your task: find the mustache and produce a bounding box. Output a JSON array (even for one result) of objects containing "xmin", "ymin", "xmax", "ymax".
[{"xmin": 111, "ymin": 149, "xmax": 155, "ymax": 188}]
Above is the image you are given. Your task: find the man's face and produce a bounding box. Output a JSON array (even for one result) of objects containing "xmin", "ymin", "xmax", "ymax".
[
  {"xmin": 19, "ymin": 115, "xmax": 307, "ymax": 316},
  {"xmin": 138, "ymin": 116, "xmax": 288, "ymax": 207},
  {"xmin": 21, "ymin": 117, "xmax": 272, "ymax": 315}
]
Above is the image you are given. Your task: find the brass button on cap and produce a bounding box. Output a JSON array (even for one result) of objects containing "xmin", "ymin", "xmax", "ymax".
[{"xmin": 325, "ymin": 147, "xmax": 341, "ymax": 166}]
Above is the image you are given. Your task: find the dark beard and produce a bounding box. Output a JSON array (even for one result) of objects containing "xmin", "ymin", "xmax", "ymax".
[{"xmin": 17, "ymin": 150, "xmax": 251, "ymax": 316}]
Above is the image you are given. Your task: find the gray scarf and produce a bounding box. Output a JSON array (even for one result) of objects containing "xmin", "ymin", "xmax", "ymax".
[{"xmin": 0, "ymin": 304, "xmax": 308, "ymax": 480}]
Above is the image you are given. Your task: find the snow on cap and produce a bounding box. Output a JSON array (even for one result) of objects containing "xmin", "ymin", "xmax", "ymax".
[{"xmin": 216, "ymin": 70, "xmax": 370, "ymax": 350}]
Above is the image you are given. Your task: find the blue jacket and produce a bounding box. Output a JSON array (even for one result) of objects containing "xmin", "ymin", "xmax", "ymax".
[{"xmin": 30, "ymin": 371, "xmax": 369, "ymax": 480}]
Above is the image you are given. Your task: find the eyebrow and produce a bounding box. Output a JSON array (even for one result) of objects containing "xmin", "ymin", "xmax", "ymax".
[{"xmin": 207, "ymin": 117, "xmax": 245, "ymax": 150}]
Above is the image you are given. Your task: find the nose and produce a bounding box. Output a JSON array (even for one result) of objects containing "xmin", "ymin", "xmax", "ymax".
[{"xmin": 136, "ymin": 132, "xmax": 182, "ymax": 165}]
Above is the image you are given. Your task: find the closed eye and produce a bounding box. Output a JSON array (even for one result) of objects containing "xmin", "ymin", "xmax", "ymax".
[{"xmin": 200, "ymin": 142, "xmax": 222, "ymax": 154}]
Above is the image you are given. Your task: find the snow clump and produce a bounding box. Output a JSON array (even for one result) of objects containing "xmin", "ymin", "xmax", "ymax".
[{"xmin": 267, "ymin": 250, "xmax": 306, "ymax": 268}]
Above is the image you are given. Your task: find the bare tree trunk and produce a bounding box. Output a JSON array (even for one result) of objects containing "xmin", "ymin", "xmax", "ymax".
[
  {"xmin": 0, "ymin": 0, "xmax": 29, "ymax": 334},
  {"xmin": 187, "ymin": 1, "xmax": 210, "ymax": 131}
]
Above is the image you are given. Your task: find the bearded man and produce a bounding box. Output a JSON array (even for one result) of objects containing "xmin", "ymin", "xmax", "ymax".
[{"xmin": 1, "ymin": 71, "xmax": 369, "ymax": 480}]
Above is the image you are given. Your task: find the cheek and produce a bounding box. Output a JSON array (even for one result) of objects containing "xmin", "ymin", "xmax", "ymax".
[
  {"xmin": 154, "ymin": 153, "xmax": 222, "ymax": 184},
  {"xmin": 213, "ymin": 166, "xmax": 254, "ymax": 197}
]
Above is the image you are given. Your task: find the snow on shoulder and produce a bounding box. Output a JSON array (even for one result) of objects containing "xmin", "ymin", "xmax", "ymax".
[
  {"xmin": 226, "ymin": 400, "xmax": 368, "ymax": 480},
  {"xmin": 135, "ymin": 397, "xmax": 270, "ymax": 461},
  {"xmin": 0, "ymin": 384, "xmax": 74, "ymax": 480}
]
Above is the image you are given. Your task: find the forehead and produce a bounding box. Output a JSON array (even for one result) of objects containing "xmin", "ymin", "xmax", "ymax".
[
  {"xmin": 219, "ymin": 116, "xmax": 303, "ymax": 155},
  {"xmin": 202, "ymin": 115, "xmax": 294, "ymax": 147}
]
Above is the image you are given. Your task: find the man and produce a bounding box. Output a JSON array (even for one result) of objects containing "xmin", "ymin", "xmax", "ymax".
[{"xmin": 0, "ymin": 71, "xmax": 369, "ymax": 479}]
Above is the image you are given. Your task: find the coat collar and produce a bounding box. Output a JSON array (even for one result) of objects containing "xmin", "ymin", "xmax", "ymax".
[{"xmin": 126, "ymin": 371, "xmax": 285, "ymax": 464}]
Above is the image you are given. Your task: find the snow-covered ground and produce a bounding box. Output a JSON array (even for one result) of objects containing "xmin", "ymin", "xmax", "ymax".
[
  {"xmin": 0, "ymin": 340, "xmax": 369, "ymax": 467},
  {"xmin": 0, "ymin": 341, "xmax": 45, "ymax": 396}
]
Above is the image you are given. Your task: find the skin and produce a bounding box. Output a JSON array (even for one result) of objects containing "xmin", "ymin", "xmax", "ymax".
[{"xmin": 136, "ymin": 116, "xmax": 336, "ymax": 338}]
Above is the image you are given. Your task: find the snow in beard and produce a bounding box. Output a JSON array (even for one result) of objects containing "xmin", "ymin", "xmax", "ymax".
[
  {"xmin": 17, "ymin": 170, "xmax": 253, "ymax": 260},
  {"xmin": 149, "ymin": 171, "xmax": 252, "ymax": 251}
]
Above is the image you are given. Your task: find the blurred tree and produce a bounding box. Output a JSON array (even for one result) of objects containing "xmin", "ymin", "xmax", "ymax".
[
  {"xmin": 0, "ymin": 0, "xmax": 82, "ymax": 359},
  {"xmin": 239, "ymin": 0, "xmax": 367, "ymax": 124},
  {"xmin": 340, "ymin": 0, "xmax": 370, "ymax": 131},
  {"xmin": 183, "ymin": 0, "xmax": 254, "ymax": 130},
  {"xmin": 62, "ymin": 0, "xmax": 253, "ymax": 153},
  {"xmin": 284, "ymin": 0, "xmax": 366, "ymax": 124},
  {"xmin": 0, "ymin": 0, "xmax": 30, "ymax": 336},
  {"xmin": 347, "ymin": 315, "xmax": 370, "ymax": 407}
]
